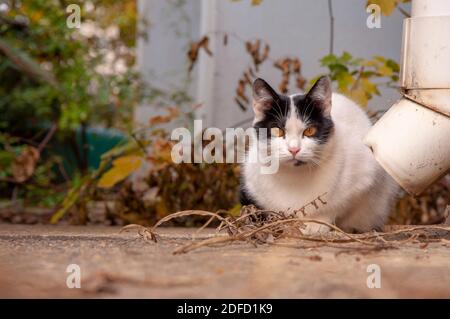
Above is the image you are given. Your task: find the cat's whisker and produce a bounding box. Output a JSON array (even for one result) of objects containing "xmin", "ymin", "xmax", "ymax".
[
  {"xmin": 272, "ymin": 105, "xmax": 284, "ymax": 124},
  {"xmin": 284, "ymin": 98, "xmax": 289, "ymax": 118},
  {"xmin": 302, "ymin": 98, "xmax": 314, "ymax": 123}
]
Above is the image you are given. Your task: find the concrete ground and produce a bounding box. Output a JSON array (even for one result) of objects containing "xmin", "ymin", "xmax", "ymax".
[{"xmin": 1, "ymin": 224, "xmax": 450, "ymax": 298}]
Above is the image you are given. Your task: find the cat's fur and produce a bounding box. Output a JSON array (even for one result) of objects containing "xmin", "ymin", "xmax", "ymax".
[{"xmin": 240, "ymin": 76, "xmax": 398, "ymax": 234}]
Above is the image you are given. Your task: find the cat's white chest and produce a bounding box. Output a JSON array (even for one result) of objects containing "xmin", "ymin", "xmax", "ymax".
[{"xmin": 244, "ymin": 162, "xmax": 335, "ymax": 214}]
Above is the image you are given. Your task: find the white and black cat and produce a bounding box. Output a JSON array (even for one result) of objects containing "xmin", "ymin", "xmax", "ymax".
[{"xmin": 240, "ymin": 76, "xmax": 398, "ymax": 234}]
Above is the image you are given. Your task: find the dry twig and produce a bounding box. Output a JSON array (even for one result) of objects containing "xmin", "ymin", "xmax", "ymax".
[{"xmin": 120, "ymin": 193, "xmax": 450, "ymax": 255}]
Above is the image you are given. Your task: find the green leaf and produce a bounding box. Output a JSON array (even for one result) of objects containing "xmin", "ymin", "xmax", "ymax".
[
  {"xmin": 340, "ymin": 51, "xmax": 353, "ymax": 64},
  {"xmin": 335, "ymin": 72, "xmax": 354, "ymax": 91},
  {"xmin": 320, "ymin": 54, "xmax": 338, "ymax": 67},
  {"xmin": 386, "ymin": 59, "xmax": 400, "ymax": 73}
]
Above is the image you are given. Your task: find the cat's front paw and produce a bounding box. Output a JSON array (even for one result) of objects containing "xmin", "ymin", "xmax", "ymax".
[{"xmin": 301, "ymin": 222, "xmax": 331, "ymax": 236}]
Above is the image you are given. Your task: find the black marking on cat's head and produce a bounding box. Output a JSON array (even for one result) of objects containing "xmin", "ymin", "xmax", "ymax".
[
  {"xmin": 252, "ymin": 78, "xmax": 291, "ymax": 140},
  {"xmin": 251, "ymin": 76, "xmax": 334, "ymax": 145}
]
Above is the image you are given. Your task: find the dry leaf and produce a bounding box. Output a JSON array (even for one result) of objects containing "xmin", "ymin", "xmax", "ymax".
[
  {"xmin": 274, "ymin": 58, "xmax": 306, "ymax": 93},
  {"xmin": 367, "ymin": 0, "xmax": 398, "ymax": 16},
  {"xmin": 234, "ymin": 68, "xmax": 257, "ymax": 110},
  {"xmin": 245, "ymin": 39, "xmax": 269, "ymax": 71},
  {"xmin": 187, "ymin": 36, "xmax": 213, "ymax": 73},
  {"xmin": 98, "ymin": 155, "xmax": 143, "ymax": 189},
  {"xmin": 12, "ymin": 146, "xmax": 40, "ymax": 183},
  {"xmin": 147, "ymin": 139, "xmax": 175, "ymax": 171},
  {"xmin": 296, "ymin": 76, "xmax": 306, "ymax": 90},
  {"xmin": 149, "ymin": 107, "xmax": 179, "ymax": 125},
  {"xmin": 251, "ymin": 0, "xmax": 263, "ymax": 5}
]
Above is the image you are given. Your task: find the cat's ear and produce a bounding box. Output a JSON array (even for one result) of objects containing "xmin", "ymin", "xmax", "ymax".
[
  {"xmin": 252, "ymin": 78, "xmax": 278, "ymax": 120},
  {"xmin": 306, "ymin": 76, "xmax": 332, "ymax": 116}
]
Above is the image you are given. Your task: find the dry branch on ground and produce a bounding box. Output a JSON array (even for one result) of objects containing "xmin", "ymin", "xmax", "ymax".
[{"xmin": 120, "ymin": 194, "xmax": 450, "ymax": 255}]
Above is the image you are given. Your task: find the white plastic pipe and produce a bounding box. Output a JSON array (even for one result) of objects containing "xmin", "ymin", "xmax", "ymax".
[
  {"xmin": 364, "ymin": 0, "xmax": 450, "ymax": 195},
  {"xmin": 411, "ymin": 0, "xmax": 450, "ymax": 17}
]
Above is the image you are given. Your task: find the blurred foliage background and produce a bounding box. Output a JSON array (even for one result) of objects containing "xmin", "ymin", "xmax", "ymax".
[
  {"xmin": 0, "ymin": 0, "xmax": 141, "ymax": 209},
  {"xmin": 0, "ymin": 0, "xmax": 447, "ymax": 226}
]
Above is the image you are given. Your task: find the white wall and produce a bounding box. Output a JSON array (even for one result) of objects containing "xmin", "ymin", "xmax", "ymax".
[
  {"xmin": 137, "ymin": 0, "xmax": 409, "ymax": 129},
  {"xmin": 135, "ymin": 0, "xmax": 201, "ymax": 126}
]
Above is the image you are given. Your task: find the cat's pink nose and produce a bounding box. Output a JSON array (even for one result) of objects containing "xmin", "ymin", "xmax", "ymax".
[{"xmin": 288, "ymin": 147, "xmax": 300, "ymax": 156}]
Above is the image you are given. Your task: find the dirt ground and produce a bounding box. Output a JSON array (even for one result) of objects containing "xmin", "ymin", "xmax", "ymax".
[{"xmin": 1, "ymin": 224, "xmax": 450, "ymax": 298}]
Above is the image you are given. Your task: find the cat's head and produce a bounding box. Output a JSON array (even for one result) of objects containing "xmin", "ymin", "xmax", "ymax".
[{"xmin": 252, "ymin": 76, "xmax": 334, "ymax": 167}]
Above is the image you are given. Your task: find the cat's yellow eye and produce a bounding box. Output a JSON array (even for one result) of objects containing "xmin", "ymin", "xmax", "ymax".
[
  {"xmin": 271, "ymin": 127, "xmax": 285, "ymax": 137},
  {"xmin": 303, "ymin": 126, "xmax": 317, "ymax": 137}
]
